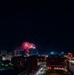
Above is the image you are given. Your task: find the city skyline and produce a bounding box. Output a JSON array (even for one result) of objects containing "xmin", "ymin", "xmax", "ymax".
[{"xmin": 0, "ymin": 0, "xmax": 74, "ymax": 75}]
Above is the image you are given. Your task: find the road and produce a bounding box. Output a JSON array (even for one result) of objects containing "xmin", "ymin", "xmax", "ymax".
[{"xmin": 45, "ymin": 73, "xmax": 62, "ymax": 75}]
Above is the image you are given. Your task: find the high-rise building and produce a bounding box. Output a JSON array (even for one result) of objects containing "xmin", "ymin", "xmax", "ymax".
[
  {"xmin": 11, "ymin": 55, "xmax": 38, "ymax": 72},
  {"xmin": 0, "ymin": 50, "xmax": 7, "ymax": 56},
  {"xmin": 11, "ymin": 56, "xmax": 26, "ymax": 68}
]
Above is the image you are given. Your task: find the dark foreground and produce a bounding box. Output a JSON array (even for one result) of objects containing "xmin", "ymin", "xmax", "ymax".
[{"xmin": 0, "ymin": 67, "xmax": 25, "ymax": 75}]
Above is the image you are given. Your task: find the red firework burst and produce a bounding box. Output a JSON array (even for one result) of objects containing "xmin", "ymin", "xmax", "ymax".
[{"xmin": 21, "ymin": 42, "xmax": 35, "ymax": 53}]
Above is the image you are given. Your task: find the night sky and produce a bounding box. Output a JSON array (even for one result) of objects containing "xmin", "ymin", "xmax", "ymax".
[{"xmin": 0, "ymin": 0, "xmax": 74, "ymax": 53}]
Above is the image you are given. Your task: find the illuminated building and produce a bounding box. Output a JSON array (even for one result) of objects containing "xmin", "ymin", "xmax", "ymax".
[
  {"xmin": 37, "ymin": 56, "xmax": 46, "ymax": 66},
  {"xmin": 46, "ymin": 56, "xmax": 65, "ymax": 69},
  {"xmin": 2, "ymin": 55, "xmax": 12, "ymax": 61}
]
